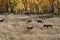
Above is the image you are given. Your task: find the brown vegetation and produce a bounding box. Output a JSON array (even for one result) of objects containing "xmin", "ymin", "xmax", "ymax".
[{"xmin": 0, "ymin": 15, "xmax": 59, "ymax": 40}]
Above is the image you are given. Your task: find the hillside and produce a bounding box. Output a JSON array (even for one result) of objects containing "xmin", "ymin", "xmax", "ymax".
[
  {"xmin": 0, "ymin": 15, "xmax": 60, "ymax": 40},
  {"xmin": 0, "ymin": 0, "xmax": 60, "ymax": 40}
]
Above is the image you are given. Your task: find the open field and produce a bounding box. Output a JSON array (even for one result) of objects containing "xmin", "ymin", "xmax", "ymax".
[{"xmin": 0, "ymin": 14, "xmax": 60, "ymax": 40}]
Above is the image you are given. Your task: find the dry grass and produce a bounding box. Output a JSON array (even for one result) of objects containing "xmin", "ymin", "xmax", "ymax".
[{"xmin": 0, "ymin": 15, "xmax": 60, "ymax": 40}]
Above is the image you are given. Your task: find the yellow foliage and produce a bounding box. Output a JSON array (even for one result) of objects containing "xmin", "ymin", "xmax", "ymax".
[
  {"xmin": 16, "ymin": 3, "xmax": 24, "ymax": 10},
  {"xmin": 54, "ymin": 0, "xmax": 58, "ymax": 14},
  {"xmin": 0, "ymin": 0, "xmax": 59, "ymax": 14}
]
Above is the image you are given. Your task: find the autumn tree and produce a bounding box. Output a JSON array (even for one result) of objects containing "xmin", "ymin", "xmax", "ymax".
[
  {"xmin": 0, "ymin": 0, "xmax": 6, "ymax": 13},
  {"xmin": 0, "ymin": 0, "xmax": 18, "ymax": 13},
  {"xmin": 5, "ymin": 0, "xmax": 18, "ymax": 13}
]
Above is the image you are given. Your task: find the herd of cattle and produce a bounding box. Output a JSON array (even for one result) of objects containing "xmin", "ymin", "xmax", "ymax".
[{"xmin": 0, "ymin": 15, "xmax": 53, "ymax": 32}]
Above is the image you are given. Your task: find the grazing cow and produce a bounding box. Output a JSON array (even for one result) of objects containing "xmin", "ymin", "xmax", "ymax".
[
  {"xmin": 27, "ymin": 19, "xmax": 32, "ymax": 23},
  {"xmin": 37, "ymin": 20, "xmax": 43, "ymax": 23},
  {"xmin": 44, "ymin": 24, "xmax": 52, "ymax": 28},
  {"xmin": 0, "ymin": 19, "xmax": 4, "ymax": 22},
  {"xmin": 27, "ymin": 26, "xmax": 33, "ymax": 30}
]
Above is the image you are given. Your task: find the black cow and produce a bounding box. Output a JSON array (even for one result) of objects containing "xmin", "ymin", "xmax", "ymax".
[
  {"xmin": 44, "ymin": 25, "xmax": 52, "ymax": 28},
  {"xmin": 0, "ymin": 19, "xmax": 4, "ymax": 22},
  {"xmin": 27, "ymin": 26, "xmax": 33, "ymax": 30},
  {"xmin": 27, "ymin": 19, "xmax": 32, "ymax": 23},
  {"xmin": 37, "ymin": 20, "xmax": 43, "ymax": 23}
]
